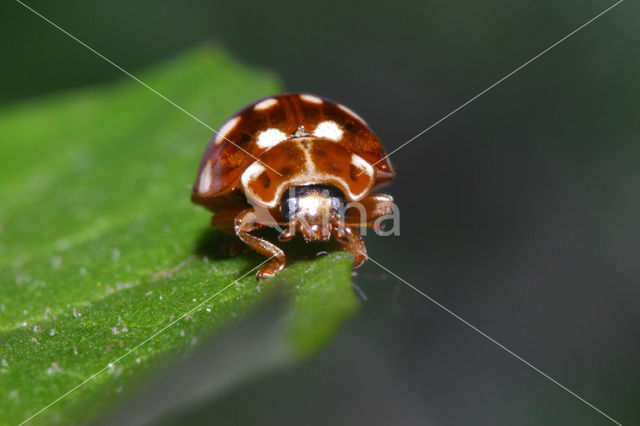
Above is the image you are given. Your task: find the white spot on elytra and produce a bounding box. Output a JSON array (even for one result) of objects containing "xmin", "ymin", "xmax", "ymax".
[
  {"xmin": 198, "ymin": 161, "xmax": 212, "ymax": 194},
  {"xmin": 256, "ymin": 128, "xmax": 287, "ymax": 149},
  {"xmin": 214, "ymin": 116, "xmax": 241, "ymax": 145},
  {"xmin": 313, "ymin": 120, "xmax": 343, "ymax": 141},
  {"xmin": 350, "ymin": 153, "xmax": 374, "ymax": 185},
  {"xmin": 300, "ymin": 94, "xmax": 322, "ymax": 104},
  {"xmin": 253, "ymin": 97, "xmax": 278, "ymax": 110},
  {"xmin": 241, "ymin": 162, "xmax": 267, "ymax": 191}
]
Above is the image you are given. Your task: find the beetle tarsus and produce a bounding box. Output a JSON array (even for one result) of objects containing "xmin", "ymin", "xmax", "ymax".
[{"xmin": 337, "ymin": 226, "xmax": 367, "ymax": 267}]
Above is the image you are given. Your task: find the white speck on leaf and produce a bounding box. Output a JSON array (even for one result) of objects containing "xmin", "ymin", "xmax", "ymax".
[
  {"xmin": 116, "ymin": 282, "xmax": 132, "ymax": 291},
  {"xmin": 46, "ymin": 362, "xmax": 62, "ymax": 375},
  {"xmin": 55, "ymin": 239, "xmax": 71, "ymax": 250},
  {"xmin": 51, "ymin": 256, "xmax": 62, "ymax": 269},
  {"xmin": 43, "ymin": 307, "xmax": 56, "ymax": 320},
  {"xmin": 114, "ymin": 365, "xmax": 123, "ymax": 378}
]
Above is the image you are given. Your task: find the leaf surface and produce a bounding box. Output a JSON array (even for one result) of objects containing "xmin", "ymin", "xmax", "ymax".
[{"xmin": 0, "ymin": 48, "xmax": 358, "ymax": 425}]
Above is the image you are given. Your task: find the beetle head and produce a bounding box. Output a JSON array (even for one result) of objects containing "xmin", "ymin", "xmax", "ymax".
[{"xmin": 279, "ymin": 185, "xmax": 347, "ymax": 242}]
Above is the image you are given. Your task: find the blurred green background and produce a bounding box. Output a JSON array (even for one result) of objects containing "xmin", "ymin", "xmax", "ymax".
[{"xmin": 2, "ymin": 0, "xmax": 639, "ymax": 425}]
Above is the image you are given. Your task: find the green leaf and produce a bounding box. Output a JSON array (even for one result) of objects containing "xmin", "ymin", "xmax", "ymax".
[{"xmin": 0, "ymin": 47, "xmax": 358, "ymax": 425}]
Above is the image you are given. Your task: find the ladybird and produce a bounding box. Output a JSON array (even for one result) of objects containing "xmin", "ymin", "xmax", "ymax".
[{"xmin": 191, "ymin": 93, "xmax": 396, "ymax": 279}]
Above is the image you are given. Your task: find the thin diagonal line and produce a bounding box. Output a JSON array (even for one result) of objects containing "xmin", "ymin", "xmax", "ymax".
[
  {"xmin": 366, "ymin": 254, "xmax": 623, "ymax": 426},
  {"xmin": 18, "ymin": 257, "xmax": 272, "ymax": 425},
  {"xmin": 368, "ymin": 0, "xmax": 623, "ymax": 170},
  {"xmin": 14, "ymin": 0, "xmax": 282, "ymax": 176}
]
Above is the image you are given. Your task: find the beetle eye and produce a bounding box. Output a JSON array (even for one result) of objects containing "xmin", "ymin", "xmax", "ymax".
[{"xmin": 280, "ymin": 192, "xmax": 297, "ymax": 221}]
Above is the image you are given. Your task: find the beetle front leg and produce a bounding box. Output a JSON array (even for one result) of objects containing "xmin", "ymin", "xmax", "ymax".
[
  {"xmin": 336, "ymin": 226, "xmax": 367, "ymax": 267},
  {"xmin": 234, "ymin": 208, "xmax": 286, "ymax": 279}
]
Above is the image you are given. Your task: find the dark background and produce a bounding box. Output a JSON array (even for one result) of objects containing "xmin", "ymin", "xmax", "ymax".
[{"xmin": 2, "ymin": 0, "xmax": 638, "ymax": 424}]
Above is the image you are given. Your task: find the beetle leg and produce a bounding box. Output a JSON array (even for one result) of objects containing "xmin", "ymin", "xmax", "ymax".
[
  {"xmin": 234, "ymin": 208, "xmax": 286, "ymax": 279},
  {"xmin": 336, "ymin": 226, "xmax": 367, "ymax": 268},
  {"xmin": 345, "ymin": 193, "xmax": 394, "ymax": 230}
]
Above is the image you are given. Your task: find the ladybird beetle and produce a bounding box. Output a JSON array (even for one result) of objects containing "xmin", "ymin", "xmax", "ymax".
[{"xmin": 191, "ymin": 93, "xmax": 396, "ymax": 279}]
